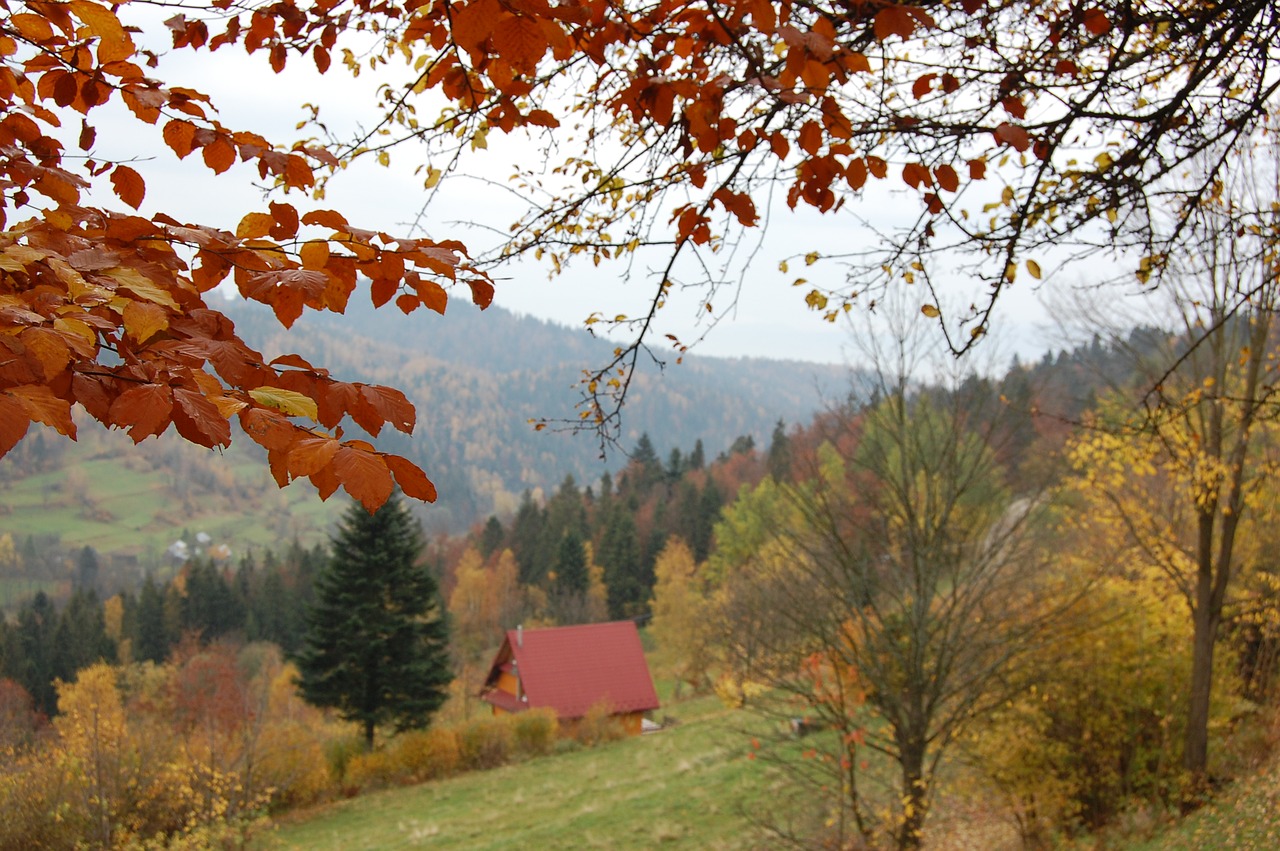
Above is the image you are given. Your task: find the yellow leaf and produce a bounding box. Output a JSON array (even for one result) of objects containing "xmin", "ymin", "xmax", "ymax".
[
  {"xmin": 1026, "ymin": 259, "xmax": 1042, "ymax": 279},
  {"xmin": 236, "ymin": 212, "xmax": 274, "ymax": 239},
  {"xmin": 299, "ymin": 240, "xmax": 330, "ymax": 270},
  {"xmin": 921, "ymin": 304, "xmax": 940, "ymax": 318},
  {"xmin": 249, "ymin": 386, "xmax": 319, "ymax": 420},
  {"xmin": 104, "ymin": 268, "xmax": 178, "ymax": 309}
]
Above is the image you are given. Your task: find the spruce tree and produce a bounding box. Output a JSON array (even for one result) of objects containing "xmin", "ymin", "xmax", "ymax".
[{"xmin": 295, "ymin": 492, "xmax": 452, "ymax": 749}]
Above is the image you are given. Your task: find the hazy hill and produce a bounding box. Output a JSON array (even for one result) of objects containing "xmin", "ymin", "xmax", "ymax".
[
  {"xmin": 0, "ymin": 299, "xmax": 854, "ymax": 575},
  {"xmin": 218, "ymin": 296, "xmax": 854, "ymax": 528}
]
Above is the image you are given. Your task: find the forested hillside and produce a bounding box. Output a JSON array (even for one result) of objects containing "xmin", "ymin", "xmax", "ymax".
[
  {"xmin": 0, "ymin": 297, "xmax": 849, "ymax": 591},
  {"xmin": 218, "ymin": 296, "xmax": 853, "ymax": 525}
]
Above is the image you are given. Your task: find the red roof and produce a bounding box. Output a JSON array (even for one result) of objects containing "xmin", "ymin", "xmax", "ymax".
[{"xmin": 480, "ymin": 621, "xmax": 660, "ymax": 719}]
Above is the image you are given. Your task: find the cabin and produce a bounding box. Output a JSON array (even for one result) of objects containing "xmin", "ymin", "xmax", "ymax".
[{"xmin": 479, "ymin": 621, "xmax": 660, "ymax": 736}]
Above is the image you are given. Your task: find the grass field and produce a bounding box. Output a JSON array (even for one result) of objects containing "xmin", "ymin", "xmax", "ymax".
[
  {"xmin": 0, "ymin": 435, "xmax": 341, "ymax": 566},
  {"xmin": 256, "ymin": 693, "xmax": 1280, "ymax": 851},
  {"xmin": 258, "ymin": 697, "xmax": 786, "ymax": 851}
]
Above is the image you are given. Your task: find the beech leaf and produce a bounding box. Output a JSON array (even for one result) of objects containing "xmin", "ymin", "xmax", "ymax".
[{"xmin": 249, "ymin": 386, "xmax": 320, "ymax": 420}]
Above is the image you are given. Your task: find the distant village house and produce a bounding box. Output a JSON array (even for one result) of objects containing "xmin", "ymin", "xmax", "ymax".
[{"xmin": 479, "ymin": 621, "xmax": 660, "ymax": 736}]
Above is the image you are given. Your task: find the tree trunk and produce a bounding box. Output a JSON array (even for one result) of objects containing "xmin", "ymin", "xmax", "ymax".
[{"xmin": 897, "ymin": 738, "xmax": 928, "ymax": 850}]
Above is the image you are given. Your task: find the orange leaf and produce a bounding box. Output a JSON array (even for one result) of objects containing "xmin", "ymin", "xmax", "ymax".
[
  {"xmin": 162, "ymin": 119, "xmax": 197, "ymax": 159},
  {"xmin": 333, "ymin": 445, "xmax": 394, "ymax": 512},
  {"xmin": 0, "ymin": 393, "xmax": 30, "ymax": 456},
  {"xmin": 11, "ymin": 385, "xmax": 75, "ymax": 437},
  {"xmin": 288, "ymin": 436, "xmax": 341, "ymax": 477},
  {"xmin": 203, "ymin": 136, "xmax": 236, "ymax": 174},
  {"xmin": 387, "ymin": 455, "xmax": 437, "ymax": 502},
  {"xmin": 414, "ymin": 278, "xmax": 448, "ymax": 314},
  {"xmin": 299, "ymin": 240, "xmax": 330, "ymax": 270},
  {"xmin": 902, "ymin": 162, "xmax": 932, "ymax": 189},
  {"xmin": 361, "ymin": 385, "xmax": 415, "ymax": 434},
  {"xmin": 912, "ymin": 74, "xmax": 936, "ymax": 99},
  {"xmin": 237, "ymin": 212, "xmax": 274, "ymax": 239},
  {"xmin": 122, "ymin": 299, "xmax": 169, "ymax": 344},
  {"xmin": 18, "ymin": 328, "xmax": 71, "ymax": 380},
  {"xmin": 302, "ymin": 209, "xmax": 349, "ymax": 229},
  {"xmin": 70, "ymin": 0, "xmax": 134, "ymax": 64}
]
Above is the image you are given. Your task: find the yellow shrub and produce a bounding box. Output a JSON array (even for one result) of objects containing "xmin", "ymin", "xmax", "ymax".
[
  {"xmin": 511, "ymin": 708, "xmax": 559, "ymax": 757},
  {"xmin": 573, "ymin": 701, "xmax": 627, "ymax": 747},
  {"xmin": 343, "ymin": 748, "xmax": 401, "ymax": 792},
  {"xmin": 457, "ymin": 716, "xmax": 514, "ymax": 770},
  {"xmin": 391, "ymin": 727, "xmax": 460, "ymax": 782}
]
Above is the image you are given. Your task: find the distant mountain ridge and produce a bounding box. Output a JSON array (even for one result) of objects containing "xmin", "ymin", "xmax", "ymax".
[{"xmin": 218, "ymin": 296, "xmax": 856, "ymax": 529}]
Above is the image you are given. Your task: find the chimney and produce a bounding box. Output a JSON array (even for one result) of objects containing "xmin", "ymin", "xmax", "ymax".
[{"xmin": 517, "ymin": 624, "xmax": 523, "ymax": 647}]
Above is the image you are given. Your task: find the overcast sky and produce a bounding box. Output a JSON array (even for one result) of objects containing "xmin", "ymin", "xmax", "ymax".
[{"xmin": 100, "ymin": 21, "xmax": 1063, "ymax": 370}]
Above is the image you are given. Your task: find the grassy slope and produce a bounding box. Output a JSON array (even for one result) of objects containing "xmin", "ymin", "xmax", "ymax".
[
  {"xmin": 1122, "ymin": 762, "xmax": 1280, "ymax": 851},
  {"xmin": 258, "ymin": 697, "xmax": 783, "ymax": 851},
  {"xmin": 257, "ymin": 694, "xmax": 1280, "ymax": 851},
  {"xmin": 0, "ymin": 436, "xmax": 340, "ymax": 564}
]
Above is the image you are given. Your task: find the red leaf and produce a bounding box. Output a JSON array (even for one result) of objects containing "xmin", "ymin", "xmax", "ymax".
[
  {"xmin": 797, "ymin": 121, "xmax": 823, "ymax": 156},
  {"xmin": 994, "ymin": 122, "xmax": 1031, "ymax": 151},
  {"xmin": 873, "ymin": 6, "xmax": 916, "ymax": 40},
  {"xmin": 493, "ymin": 14, "xmax": 546, "ymax": 74},
  {"xmin": 268, "ymin": 201, "xmax": 299, "ymax": 239},
  {"xmin": 370, "ymin": 276, "xmax": 397, "ymax": 308},
  {"xmin": 912, "ymin": 74, "xmax": 936, "ymax": 99},
  {"xmin": 934, "ymin": 164, "xmax": 960, "ymax": 192},
  {"xmin": 1083, "ymin": 8, "xmax": 1111, "ymax": 35},
  {"xmin": 969, "ymin": 158, "xmax": 987, "ymax": 179},
  {"xmin": 388, "ymin": 454, "xmax": 437, "ymax": 503},
  {"xmin": 110, "ymin": 165, "xmax": 146, "ymax": 209},
  {"xmin": 333, "ymin": 445, "xmax": 394, "ymax": 512},
  {"xmin": 902, "ymin": 162, "xmax": 932, "ymax": 189}
]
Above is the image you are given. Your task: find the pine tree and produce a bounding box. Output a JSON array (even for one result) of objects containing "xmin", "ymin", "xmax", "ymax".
[{"xmin": 296, "ymin": 492, "xmax": 453, "ymax": 749}]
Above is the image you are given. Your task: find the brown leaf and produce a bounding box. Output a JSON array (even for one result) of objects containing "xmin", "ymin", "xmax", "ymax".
[
  {"xmin": 172, "ymin": 387, "xmax": 231, "ymax": 448},
  {"xmin": 333, "ymin": 445, "xmax": 394, "ymax": 512},
  {"xmin": 109, "ymin": 165, "xmax": 145, "ymax": 209},
  {"xmin": 110, "ymin": 383, "xmax": 172, "ymax": 442}
]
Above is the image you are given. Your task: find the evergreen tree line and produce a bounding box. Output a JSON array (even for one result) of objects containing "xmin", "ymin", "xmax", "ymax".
[{"xmin": 0, "ymin": 541, "xmax": 326, "ymax": 717}]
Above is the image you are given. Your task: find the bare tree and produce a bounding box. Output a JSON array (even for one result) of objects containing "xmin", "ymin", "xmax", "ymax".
[{"xmin": 727, "ymin": 312, "xmax": 1071, "ymax": 850}]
